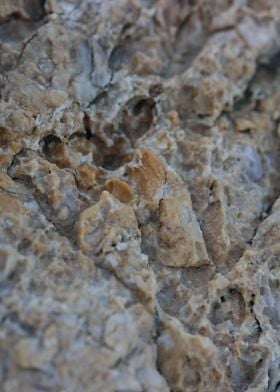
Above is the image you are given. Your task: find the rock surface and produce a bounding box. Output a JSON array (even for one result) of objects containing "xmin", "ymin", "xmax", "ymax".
[{"xmin": 0, "ymin": 0, "xmax": 280, "ymax": 391}]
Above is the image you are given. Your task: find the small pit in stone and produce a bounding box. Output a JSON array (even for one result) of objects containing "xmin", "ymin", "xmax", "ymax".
[
  {"xmin": 87, "ymin": 133, "xmax": 131, "ymax": 171},
  {"xmin": 209, "ymin": 288, "xmax": 246, "ymax": 326},
  {"xmin": 41, "ymin": 134, "xmax": 71, "ymax": 169},
  {"xmin": 122, "ymin": 97, "xmax": 155, "ymax": 145}
]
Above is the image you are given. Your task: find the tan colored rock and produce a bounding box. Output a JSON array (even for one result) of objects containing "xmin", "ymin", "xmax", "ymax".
[
  {"xmin": 1, "ymin": 0, "xmax": 280, "ymax": 391},
  {"xmin": 75, "ymin": 163, "xmax": 98, "ymax": 190},
  {"xmin": 77, "ymin": 191, "xmax": 157, "ymax": 308},
  {"xmin": 127, "ymin": 149, "xmax": 209, "ymax": 267},
  {"xmin": 77, "ymin": 191, "xmax": 138, "ymax": 254},
  {"xmin": 158, "ymin": 188, "xmax": 209, "ymax": 267},
  {"xmin": 128, "ymin": 148, "xmax": 166, "ymax": 204},
  {"xmin": 158, "ymin": 318, "xmax": 231, "ymax": 392},
  {"xmin": 104, "ymin": 178, "xmax": 134, "ymax": 203},
  {"xmin": 0, "ymin": 191, "xmax": 25, "ymax": 214},
  {"xmin": 14, "ymin": 334, "xmax": 57, "ymax": 370}
]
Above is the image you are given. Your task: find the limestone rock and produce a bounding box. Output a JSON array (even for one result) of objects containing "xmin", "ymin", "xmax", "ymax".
[{"xmin": 0, "ymin": 0, "xmax": 280, "ymax": 391}]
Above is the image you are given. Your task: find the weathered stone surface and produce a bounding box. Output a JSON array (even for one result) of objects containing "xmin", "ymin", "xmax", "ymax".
[{"xmin": 0, "ymin": 0, "xmax": 280, "ymax": 391}]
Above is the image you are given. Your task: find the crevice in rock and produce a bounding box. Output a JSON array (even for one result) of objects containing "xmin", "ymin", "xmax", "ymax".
[
  {"xmin": 259, "ymin": 51, "xmax": 280, "ymax": 74},
  {"xmin": 0, "ymin": 0, "xmax": 46, "ymax": 24},
  {"xmin": 121, "ymin": 96, "xmax": 155, "ymax": 146},
  {"xmin": 6, "ymin": 149, "xmax": 80, "ymax": 239},
  {"xmin": 163, "ymin": 8, "xmax": 207, "ymax": 78},
  {"xmin": 83, "ymin": 112, "xmax": 93, "ymax": 139}
]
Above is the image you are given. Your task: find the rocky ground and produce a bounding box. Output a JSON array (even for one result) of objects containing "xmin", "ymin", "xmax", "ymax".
[{"xmin": 1, "ymin": 1, "xmax": 280, "ymax": 391}]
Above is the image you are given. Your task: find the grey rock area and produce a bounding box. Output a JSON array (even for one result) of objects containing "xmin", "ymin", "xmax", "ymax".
[{"xmin": 0, "ymin": 0, "xmax": 280, "ymax": 391}]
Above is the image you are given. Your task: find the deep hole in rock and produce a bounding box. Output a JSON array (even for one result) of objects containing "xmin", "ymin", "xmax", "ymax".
[{"xmin": 122, "ymin": 97, "xmax": 155, "ymax": 145}]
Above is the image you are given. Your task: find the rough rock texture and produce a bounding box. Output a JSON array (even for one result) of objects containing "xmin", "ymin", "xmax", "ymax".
[{"xmin": 1, "ymin": 1, "xmax": 280, "ymax": 391}]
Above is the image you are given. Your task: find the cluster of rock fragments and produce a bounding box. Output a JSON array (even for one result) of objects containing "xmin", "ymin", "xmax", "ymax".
[{"xmin": 1, "ymin": 0, "xmax": 280, "ymax": 391}]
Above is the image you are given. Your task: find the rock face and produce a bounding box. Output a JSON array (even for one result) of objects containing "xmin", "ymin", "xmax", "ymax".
[{"xmin": 0, "ymin": 0, "xmax": 280, "ymax": 391}]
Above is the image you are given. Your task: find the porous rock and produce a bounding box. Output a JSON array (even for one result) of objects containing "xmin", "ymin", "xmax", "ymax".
[{"xmin": 1, "ymin": 1, "xmax": 280, "ymax": 391}]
